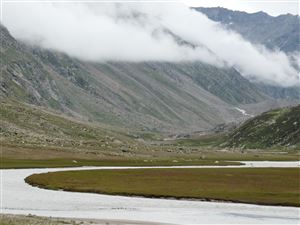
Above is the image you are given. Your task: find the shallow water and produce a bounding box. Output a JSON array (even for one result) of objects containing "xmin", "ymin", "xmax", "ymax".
[{"xmin": 1, "ymin": 161, "xmax": 300, "ymax": 224}]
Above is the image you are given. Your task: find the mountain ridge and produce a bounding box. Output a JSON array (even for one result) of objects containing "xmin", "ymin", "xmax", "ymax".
[
  {"xmin": 196, "ymin": 7, "xmax": 300, "ymax": 100},
  {"xmin": 1, "ymin": 24, "xmax": 272, "ymax": 132},
  {"xmin": 195, "ymin": 7, "xmax": 300, "ymax": 53}
]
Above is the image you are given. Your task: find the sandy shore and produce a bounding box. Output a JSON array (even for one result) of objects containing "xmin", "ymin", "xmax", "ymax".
[{"xmin": 1, "ymin": 214, "xmax": 175, "ymax": 225}]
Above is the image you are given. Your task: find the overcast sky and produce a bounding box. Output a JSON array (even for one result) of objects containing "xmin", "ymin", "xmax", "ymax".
[
  {"xmin": 1, "ymin": 0, "xmax": 299, "ymax": 16},
  {"xmin": 184, "ymin": 0, "xmax": 299, "ymax": 16}
]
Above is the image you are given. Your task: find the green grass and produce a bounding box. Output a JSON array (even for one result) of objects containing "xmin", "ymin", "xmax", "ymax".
[
  {"xmin": 0, "ymin": 158, "xmax": 241, "ymax": 169},
  {"xmin": 26, "ymin": 168, "xmax": 300, "ymax": 207},
  {"xmin": 226, "ymin": 105, "xmax": 300, "ymax": 149},
  {"xmin": 174, "ymin": 134, "xmax": 226, "ymax": 147},
  {"xmin": 1, "ymin": 140, "xmax": 299, "ymax": 169}
]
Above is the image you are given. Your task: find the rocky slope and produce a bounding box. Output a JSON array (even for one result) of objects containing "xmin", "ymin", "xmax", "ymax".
[
  {"xmin": 1, "ymin": 24, "xmax": 269, "ymax": 132},
  {"xmin": 196, "ymin": 7, "xmax": 299, "ymax": 53},
  {"xmin": 224, "ymin": 104, "xmax": 300, "ymax": 149},
  {"xmin": 0, "ymin": 100, "xmax": 134, "ymax": 150},
  {"xmin": 196, "ymin": 7, "xmax": 300, "ymax": 100}
]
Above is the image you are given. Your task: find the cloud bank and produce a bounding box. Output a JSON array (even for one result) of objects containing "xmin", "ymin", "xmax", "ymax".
[{"xmin": 2, "ymin": 2, "xmax": 300, "ymax": 87}]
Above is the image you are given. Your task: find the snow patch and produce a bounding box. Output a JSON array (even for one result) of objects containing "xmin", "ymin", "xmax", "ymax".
[{"xmin": 235, "ymin": 107, "xmax": 253, "ymax": 117}]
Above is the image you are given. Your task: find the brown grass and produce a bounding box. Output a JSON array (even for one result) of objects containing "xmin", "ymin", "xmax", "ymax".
[{"xmin": 26, "ymin": 168, "xmax": 300, "ymax": 207}]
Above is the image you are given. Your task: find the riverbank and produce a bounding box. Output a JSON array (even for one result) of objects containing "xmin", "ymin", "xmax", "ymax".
[
  {"xmin": 2, "ymin": 164, "xmax": 300, "ymax": 224},
  {"xmin": 0, "ymin": 214, "xmax": 174, "ymax": 225},
  {"xmin": 25, "ymin": 167, "xmax": 300, "ymax": 207}
]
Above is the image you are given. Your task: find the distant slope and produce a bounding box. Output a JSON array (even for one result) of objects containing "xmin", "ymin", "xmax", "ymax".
[
  {"xmin": 196, "ymin": 7, "xmax": 300, "ymax": 53},
  {"xmin": 196, "ymin": 7, "xmax": 300, "ymax": 100},
  {"xmin": 256, "ymin": 83, "xmax": 300, "ymax": 100},
  {"xmin": 0, "ymin": 24, "xmax": 268, "ymax": 132},
  {"xmin": 224, "ymin": 105, "xmax": 300, "ymax": 149},
  {"xmin": 0, "ymin": 100, "xmax": 133, "ymax": 149}
]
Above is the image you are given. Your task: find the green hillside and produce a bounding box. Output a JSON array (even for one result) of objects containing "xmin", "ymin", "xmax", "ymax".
[{"xmin": 224, "ymin": 105, "xmax": 300, "ymax": 149}]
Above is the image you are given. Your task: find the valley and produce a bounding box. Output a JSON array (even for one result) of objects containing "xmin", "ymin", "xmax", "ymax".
[
  {"xmin": 0, "ymin": 3, "xmax": 300, "ymax": 225},
  {"xmin": 1, "ymin": 100, "xmax": 299, "ymax": 169}
]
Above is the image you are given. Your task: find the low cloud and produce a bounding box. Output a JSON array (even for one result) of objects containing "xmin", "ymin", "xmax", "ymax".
[{"xmin": 3, "ymin": 2, "xmax": 300, "ymax": 87}]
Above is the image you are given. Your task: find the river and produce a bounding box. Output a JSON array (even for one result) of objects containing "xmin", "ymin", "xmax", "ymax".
[{"xmin": 1, "ymin": 161, "xmax": 299, "ymax": 224}]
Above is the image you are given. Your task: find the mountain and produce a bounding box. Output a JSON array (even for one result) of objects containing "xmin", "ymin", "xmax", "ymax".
[
  {"xmin": 0, "ymin": 24, "xmax": 269, "ymax": 132},
  {"xmin": 196, "ymin": 7, "xmax": 300, "ymax": 53},
  {"xmin": 196, "ymin": 7, "xmax": 300, "ymax": 100},
  {"xmin": 224, "ymin": 104, "xmax": 300, "ymax": 149},
  {"xmin": 256, "ymin": 83, "xmax": 300, "ymax": 100}
]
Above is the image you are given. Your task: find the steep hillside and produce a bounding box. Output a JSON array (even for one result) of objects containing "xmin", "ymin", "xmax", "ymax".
[
  {"xmin": 0, "ymin": 24, "xmax": 267, "ymax": 132},
  {"xmin": 196, "ymin": 7, "xmax": 300, "ymax": 100},
  {"xmin": 256, "ymin": 83, "xmax": 300, "ymax": 100},
  {"xmin": 196, "ymin": 7, "xmax": 299, "ymax": 53},
  {"xmin": 0, "ymin": 100, "xmax": 133, "ymax": 150},
  {"xmin": 224, "ymin": 105, "xmax": 300, "ymax": 149}
]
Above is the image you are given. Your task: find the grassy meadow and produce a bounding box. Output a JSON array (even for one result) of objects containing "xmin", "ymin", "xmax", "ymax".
[{"xmin": 26, "ymin": 168, "xmax": 300, "ymax": 207}]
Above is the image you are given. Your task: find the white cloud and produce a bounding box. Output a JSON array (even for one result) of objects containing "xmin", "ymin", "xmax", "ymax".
[{"xmin": 2, "ymin": 2, "xmax": 300, "ymax": 87}]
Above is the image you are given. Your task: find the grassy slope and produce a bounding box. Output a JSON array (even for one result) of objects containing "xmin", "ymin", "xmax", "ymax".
[
  {"xmin": 0, "ymin": 100, "xmax": 133, "ymax": 149},
  {"xmin": 0, "ymin": 100, "xmax": 245, "ymax": 169},
  {"xmin": 26, "ymin": 168, "xmax": 300, "ymax": 207},
  {"xmin": 224, "ymin": 105, "xmax": 300, "ymax": 149},
  {"xmin": 1, "ymin": 101, "xmax": 299, "ymax": 169},
  {"xmin": 172, "ymin": 134, "xmax": 226, "ymax": 148},
  {"xmin": 0, "ymin": 101, "xmax": 299, "ymax": 168},
  {"xmin": 2, "ymin": 102, "xmax": 300, "ymax": 208}
]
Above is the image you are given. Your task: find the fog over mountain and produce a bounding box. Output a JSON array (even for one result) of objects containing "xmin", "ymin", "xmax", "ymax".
[
  {"xmin": 196, "ymin": 7, "xmax": 300, "ymax": 53},
  {"xmin": 3, "ymin": 2, "xmax": 299, "ymax": 87}
]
